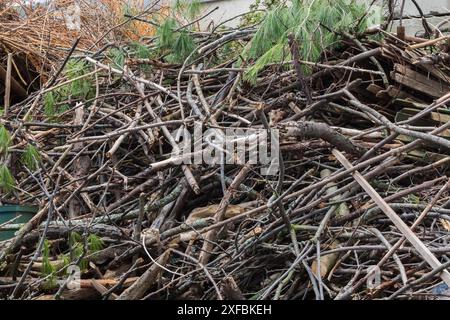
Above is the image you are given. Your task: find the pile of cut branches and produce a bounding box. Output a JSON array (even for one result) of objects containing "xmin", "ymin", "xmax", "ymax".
[{"xmin": 1, "ymin": 0, "xmax": 450, "ymax": 300}]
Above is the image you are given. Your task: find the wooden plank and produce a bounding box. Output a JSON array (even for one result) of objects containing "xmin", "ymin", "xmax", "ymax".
[
  {"xmin": 393, "ymin": 64, "xmax": 450, "ymax": 98},
  {"xmin": 395, "ymin": 64, "xmax": 448, "ymax": 85},
  {"xmin": 393, "ymin": 72, "xmax": 445, "ymax": 98},
  {"xmin": 366, "ymin": 83, "xmax": 384, "ymax": 96},
  {"xmin": 377, "ymin": 85, "xmax": 423, "ymax": 101},
  {"xmin": 332, "ymin": 149, "xmax": 450, "ymax": 287}
]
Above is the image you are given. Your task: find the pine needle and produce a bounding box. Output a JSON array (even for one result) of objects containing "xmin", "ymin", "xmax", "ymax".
[
  {"xmin": 171, "ymin": 30, "xmax": 195, "ymax": 63},
  {"xmin": 243, "ymin": 0, "xmax": 375, "ymax": 81},
  {"xmin": 22, "ymin": 144, "xmax": 41, "ymax": 171},
  {"xmin": 88, "ymin": 234, "xmax": 104, "ymax": 252},
  {"xmin": 156, "ymin": 18, "xmax": 178, "ymax": 50},
  {"xmin": 0, "ymin": 126, "xmax": 12, "ymax": 155},
  {"xmin": 0, "ymin": 164, "xmax": 15, "ymax": 193}
]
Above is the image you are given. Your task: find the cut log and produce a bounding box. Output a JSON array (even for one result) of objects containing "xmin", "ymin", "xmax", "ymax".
[{"xmin": 117, "ymin": 250, "xmax": 170, "ymax": 300}]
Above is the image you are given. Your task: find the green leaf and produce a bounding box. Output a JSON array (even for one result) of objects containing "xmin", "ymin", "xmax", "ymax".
[
  {"xmin": 0, "ymin": 126, "xmax": 12, "ymax": 155},
  {"xmin": 130, "ymin": 41, "xmax": 151, "ymax": 59},
  {"xmin": 41, "ymin": 239, "xmax": 54, "ymax": 276},
  {"xmin": 156, "ymin": 18, "xmax": 178, "ymax": 50},
  {"xmin": 43, "ymin": 92, "xmax": 56, "ymax": 118},
  {"xmin": 44, "ymin": 60, "xmax": 93, "ymax": 122},
  {"xmin": 246, "ymin": 8, "xmax": 291, "ymax": 59},
  {"xmin": 171, "ymin": 30, "xmax": 195, "ymax": 63},
  {"xmin": 68, "ymin": 232, "xmax": 103, "ymax": 272},
  {"xmin": 60, "ymin": 254, "xmax": 71, "ymax": 271},
  {"xmin": 244, "ymin": 42, "xmax": 287, "ymax": 83},
  {"xmin": 109, "ymin": 48, "xmax": 126, "ymax": 69},
  {"xmin": 65, "ymin": 60, "xmax": 90, "ymax": 80},
  {"xmin": 0, "ymin": 164, "xmax": 15, "ymax": 193},
  {"xmin": 69, "ymin": 231, "xmax": 82, "ymax": 247},
  {"xmin": 64, "ymin": 60, "xmax": 94, "ymax": 100},
  {"xmin": 21, "ymin": 144, "xmax": 41, "ymax": 171},
  {"xmin": 88, "ymin": 234, "xmax": 104, "ymax": 252},
  {"xmin": 41, "ymin": 239, "xmax": 57, "ymax": 289},
  {"xmin": 186, "ymin": 0, "xmax": 201, "ymax": 19}
]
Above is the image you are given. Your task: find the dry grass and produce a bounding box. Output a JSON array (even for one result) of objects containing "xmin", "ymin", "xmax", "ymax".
[{"xmin": 0, "ymin": 0, "xmax": 167, "ymax": 88}]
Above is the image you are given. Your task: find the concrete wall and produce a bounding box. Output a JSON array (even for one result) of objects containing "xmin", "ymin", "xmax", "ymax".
[
  {"xmin": 399, "ymin": 0, "xmax": 449, "ymax": 14},
  {"xmin": 198, "ymin": 0, "xmax": 450, "ymax": 32},
  {"xmin": 390, "ymin": 0, "xmax": 450, "ymax": 35},
  {"xmin": 199, "ymin": 0, "xmax": 255, "ymax": 28},
  {"xmin": 31, "ymin": 0, "xmax": 450, "ymax": 32}
]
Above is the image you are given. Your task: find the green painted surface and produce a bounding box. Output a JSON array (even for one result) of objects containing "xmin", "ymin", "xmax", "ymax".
[{"xmin": 0, "ymin": 205, "xmax": 38, "ymax": 240}]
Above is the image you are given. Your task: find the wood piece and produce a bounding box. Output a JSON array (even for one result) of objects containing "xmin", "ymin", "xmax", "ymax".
[
  {"xmin": 0, "ymin": 58, "xmax": 27, "ymax": 101},
  {"xmin": 4, "ymin": 53, "xmax": 12, "ymax": 115},
  {"xmin": 377, "ymin": 85, "xmax": 423, "ymax": 101},
  {"xmin": 407, "ymin": 35, "xmax": 450, "ymax": 50},
  {"xmin": 393, "ymin": 64, "xmax": 450, "ymax": 98},
  {"xmin": 117, "ymin": 250, "xmax": 170, "ymax": 300},
  {"xmin": 220, "ymin": 276, "xmax": 245, "ymax": 300}
]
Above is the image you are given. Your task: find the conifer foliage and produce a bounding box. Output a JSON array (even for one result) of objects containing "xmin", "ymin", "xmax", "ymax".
[{"xmin": 242, "ymin": 0, "xmax": 373, "ymax": 82}]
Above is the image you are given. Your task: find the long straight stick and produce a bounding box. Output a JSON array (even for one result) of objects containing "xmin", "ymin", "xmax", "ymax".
[{"xmin": 4, "ymin": 53, "xmax": 12, "ymax": 116}]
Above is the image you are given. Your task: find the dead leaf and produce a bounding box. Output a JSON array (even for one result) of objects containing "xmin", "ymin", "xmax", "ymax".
[
  {"xmin": 269, "ymin": 109, "xmax": 286, "ymax": 125},
  {"xmin": 311, "ymin": 241, "xmax": 340, "ymax": 278},
  {"xmin": 177, "ymin": 204, "xmax": 247, "ymax": 243},
  {"xmin": 440, "ymin": 219, "xmax": 450, "ymax": 232},
  {"xmin": 243, "ymin": 226, "xmax": 262, "ymax": 241},
  {"xmin": 185, "ymin": 204, "xmax": 246, "ymax": 224}
]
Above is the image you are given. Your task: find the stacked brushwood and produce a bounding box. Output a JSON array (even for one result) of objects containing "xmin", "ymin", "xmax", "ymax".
[{"xmin": 2, "ymin": 10, "xmax": 450, "ymax": 300}]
